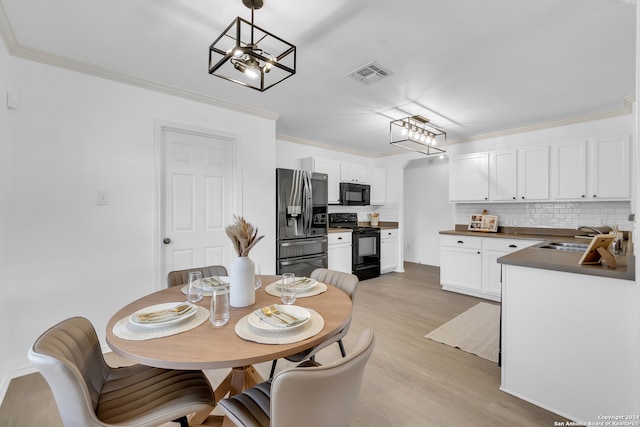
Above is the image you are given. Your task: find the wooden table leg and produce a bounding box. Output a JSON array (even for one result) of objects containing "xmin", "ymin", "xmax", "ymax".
[{"xmin": 190, "ymin": 365, "xmax": 265, "ymax": 426}]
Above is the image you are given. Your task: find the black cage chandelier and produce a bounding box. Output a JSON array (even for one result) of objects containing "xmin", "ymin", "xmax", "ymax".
[
  {"xmin": 389, "ymin": 115, "xmax": 447, "ymax": 155},
  {"xmin": 208, "ymin": 0, "xmax": 296, "ymax": 92}
]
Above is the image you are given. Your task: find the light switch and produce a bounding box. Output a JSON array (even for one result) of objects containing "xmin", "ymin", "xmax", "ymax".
[
  {"xmin": 6, "ymin": 91, "xmax": 19, "ymax": 109},
  {"xmin": 97, "ymin": 191, "xmax": 110, "ymax": 206}
]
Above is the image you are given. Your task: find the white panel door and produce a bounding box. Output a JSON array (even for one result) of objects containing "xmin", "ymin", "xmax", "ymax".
[{"xmin": 162, "ymin": 129, "xmax": 235, "ymax": 282}]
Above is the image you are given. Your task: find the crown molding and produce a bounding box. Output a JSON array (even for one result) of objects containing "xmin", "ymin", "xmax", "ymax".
[
  {"xmin": 449, "ymin": 95, "xmax": 635, "ymax": 145},
  {"xmin": 0, "ymin": 7, "xmax": 279, "ymax": 122}
]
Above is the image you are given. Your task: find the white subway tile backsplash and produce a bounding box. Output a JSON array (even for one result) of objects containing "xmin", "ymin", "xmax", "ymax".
[{"xmin": 455, "ymin": 201, "xmax": 633, "ymax": 230}]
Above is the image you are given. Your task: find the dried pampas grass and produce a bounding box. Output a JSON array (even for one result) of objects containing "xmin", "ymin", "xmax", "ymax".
[{"xmin": 226, "ymin": 215, "xmax": 264, "ymax": 257}]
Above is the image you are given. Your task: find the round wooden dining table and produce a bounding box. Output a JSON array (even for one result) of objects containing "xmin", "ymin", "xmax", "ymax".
[{"xmin": 106, "ymin": 275, "xmax": 352, "ymax": 426}]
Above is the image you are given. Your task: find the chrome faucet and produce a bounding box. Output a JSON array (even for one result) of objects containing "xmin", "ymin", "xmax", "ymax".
[{"xmin": 576, "ymin": 225, "xmax": 611, "ymax": 235}]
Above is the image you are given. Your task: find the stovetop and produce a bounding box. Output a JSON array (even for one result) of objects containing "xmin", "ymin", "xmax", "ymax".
[{"xmin": 329, "ymin": 213, "xmax": 379, "ymax": 232}]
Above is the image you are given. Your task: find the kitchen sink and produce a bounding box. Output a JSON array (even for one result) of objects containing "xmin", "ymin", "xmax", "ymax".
[{"xmin": 535, "ymin": 242, "xmax": 589, "ymax": 253}]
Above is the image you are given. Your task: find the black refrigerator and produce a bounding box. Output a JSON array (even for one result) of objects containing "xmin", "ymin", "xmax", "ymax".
[{"xmin": 276, "ymin": 168, "xmax": 329, "ymax": 276}]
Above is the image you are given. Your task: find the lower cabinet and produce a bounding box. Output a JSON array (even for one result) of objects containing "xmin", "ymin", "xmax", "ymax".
[
  {"xmin": 328, "ymin": 231, "xmax": 352, "ymax": 274},
  {"xmin": 440, "ymin": 235, "xmax": 541, "ymax": 301},
  {"xmin": 380, "ymin": 229, "xmax": 399, "ymax": 274}
]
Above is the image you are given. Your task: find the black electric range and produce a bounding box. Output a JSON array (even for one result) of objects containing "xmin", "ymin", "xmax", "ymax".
[{"xmin": 329, "ymin": 213, "xmax": 380, "ymax": 280}]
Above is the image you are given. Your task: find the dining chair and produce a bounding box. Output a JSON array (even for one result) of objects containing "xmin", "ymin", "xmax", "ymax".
[
  {"xmin": 269, "ymin": 268, "xmax": 358, "ymax": 378},
  {"xmin": 167, "ymin": 265, "xmax": 229, "ymax": 287},
  {"xmin": 28, "ymin": 317, "xmax": 215, "ymax": 427},
  {"xmin": 219, "ymin": 327, "xmax": 375, "ymax": 427}
]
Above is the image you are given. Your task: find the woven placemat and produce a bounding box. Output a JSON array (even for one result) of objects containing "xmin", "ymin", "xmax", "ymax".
[
  {"xmin": 264, "ymin": 282, "xmax": 327, "ymax": 298},
  {"xmin": 112, "ymin": 306, "xmax": 209, "ymax": 341},
  {"xmin": 235, "ymin": 308, "xmax": 324, "ymax": 344}
]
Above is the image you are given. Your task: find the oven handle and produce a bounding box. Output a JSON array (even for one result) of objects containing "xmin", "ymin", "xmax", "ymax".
[
  {"xmin": 279, "ymin": 253, "xmax": 328, "ymax": 266},
  {"xmin": 280, "ymin": 238, "xmax": 328, "ymax": 247}
]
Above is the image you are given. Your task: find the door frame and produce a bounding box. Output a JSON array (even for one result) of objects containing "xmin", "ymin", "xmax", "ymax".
[{"xmin": 153, "ymin": 119, "xmax": 244, "ymax": 289}]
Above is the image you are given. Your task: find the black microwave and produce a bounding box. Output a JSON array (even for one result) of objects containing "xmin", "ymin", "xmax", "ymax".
[{"xmin": 339, "ymin": 182, "xmax": 370, "ymax": 206}]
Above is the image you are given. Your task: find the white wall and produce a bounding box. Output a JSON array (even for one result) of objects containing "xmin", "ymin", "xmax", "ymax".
[
  {"xmin": 0, "ymin": 47, "xmax": 276, "ymax": 394},
  {"xmin": 404, "ymin": 156, "xmax": 454, "ymax": 266},
  {"xmin": 0, "ymin": 40, "xmax": 10, "ymax": 397}
]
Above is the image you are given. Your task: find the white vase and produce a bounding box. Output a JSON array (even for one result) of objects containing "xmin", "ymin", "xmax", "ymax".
[{"xmin": 229, "ymin": 256, "xmax": 256, "ymax": 307}]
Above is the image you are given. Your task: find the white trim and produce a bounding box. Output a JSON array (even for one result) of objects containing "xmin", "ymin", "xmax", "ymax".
[
  {"xmin": 153, "ymin": 120, "xmax": 243, "ymax": 290},
  {"xmin": 0, "ymin": 9, "xmax": 278, "ymax": 123}
]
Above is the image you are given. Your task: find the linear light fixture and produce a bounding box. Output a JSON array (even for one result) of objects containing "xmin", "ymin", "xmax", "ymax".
[
  {"xmin": 208, "ymin": 0, "xmax": 296, "ymax": 92},
  {"xmin": 389, "ymin": 115, "xmax": 447, "ymax": 155}
]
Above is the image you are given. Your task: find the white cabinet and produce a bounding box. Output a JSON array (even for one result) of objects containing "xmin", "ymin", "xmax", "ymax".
[
  {"xmin": 517, "ymin": 146, "xmax": 549, "ymax": 201},
  {"xmin": 328, "ymin": 231, "xmax": 352, "ymax": 274},
  {"xmin": 551, "ymin": 140, "xmax": 588, "ymax": 200},
  {"xmin": 440, "ymin": 235, "xmax": 483, "ymax": 293},
  {"xmin": 449, "ymin": 153, "xmax": 490, "ymax": 202},
  {"xmin": 368, "ymin": 166, "xmax": 386, "ymax": 205},
  {"xmin": 440, "ymin": 235, "xmax": 541, "ymax": 301},
  {"xmin": 482, "ymin": 238, "xmax": 537, "ymax": 299},
  {"xmin": 380, "ymin": 228, "xmax": 398, "ymax": 273},
  {"xmin": 302, "ymin": 157, "xmax": 340, "ymax": 204},
  {"xmin": 590, "ymin": 134, "xmax": 631, "ymax": 200},
  {"xmin": 550, "ymin": 135, "xmax": 631, "ymax": 201},
  {"xmin": 340, "ymin": 162, "xmax": 368, "ymax": 183},
  {"xmin": 490, "ymin": 147, "xmax": 549, "ymax": 202},
  {"xmin": 491, "ymin": 150, "xmax": 518, "ymax": 201}
]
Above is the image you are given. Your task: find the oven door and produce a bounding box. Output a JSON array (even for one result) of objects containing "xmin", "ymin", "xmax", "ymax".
[{"xmin": 352, "ymin": 229, "xmax": 380, "ymax": 280}]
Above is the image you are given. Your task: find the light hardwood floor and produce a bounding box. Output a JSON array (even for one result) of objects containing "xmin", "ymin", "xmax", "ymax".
[{"xmin": 0, "ymin": 263, "xmax": 566, "ymax": 426}]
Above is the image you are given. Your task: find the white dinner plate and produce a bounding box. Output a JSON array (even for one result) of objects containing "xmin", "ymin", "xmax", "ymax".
[
  {"xmin": 274, "ymin": 277, "xmax": 318, "ymax": 292},
  {"xmin": 248, "ymin": 305, "xmax": 310, "ymax": 331},
  {"xmin": 130, "ymin": 302, "xmax": 197, "ymax": 327}
]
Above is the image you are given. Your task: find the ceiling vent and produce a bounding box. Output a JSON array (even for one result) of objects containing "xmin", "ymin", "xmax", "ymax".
[{"xmin": 347, "ymin": 61, "xmax": 393, "ymax": 85}]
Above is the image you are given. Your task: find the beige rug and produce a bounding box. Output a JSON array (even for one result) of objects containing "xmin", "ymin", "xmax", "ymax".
[{"xmin": 425, "ymin": 302, "xmax": 500, "ymax": 363}]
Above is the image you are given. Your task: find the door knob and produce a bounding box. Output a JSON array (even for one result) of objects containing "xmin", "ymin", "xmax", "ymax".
[{"xmin": 163, "ymin": 238, "xmax": 171, "ymax": 245}]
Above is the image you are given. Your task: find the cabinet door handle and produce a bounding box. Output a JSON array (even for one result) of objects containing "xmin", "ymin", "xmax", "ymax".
[
  {"xmin": 508, "ymin": 244, "xmax": 517, "ymax": 248},
  {"xmin": 477, "ymin": 251, "xmax": 481, "ymax": 254},
  {"xmin": 457, "ymin": 240, "xmax": 464, "ymax": 244},
  {"xmin": 337, "ymin": 237, "xmax": 343, "ymax": 240}
]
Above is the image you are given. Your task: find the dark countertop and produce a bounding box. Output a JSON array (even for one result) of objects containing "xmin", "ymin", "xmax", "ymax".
[
  {"xmin": 329, "ymin": 222, "xmax": 399, "ymax": 233},
  {"xmin": 440, "ymin": 225, "xmax": 635, "ymax": 281}
]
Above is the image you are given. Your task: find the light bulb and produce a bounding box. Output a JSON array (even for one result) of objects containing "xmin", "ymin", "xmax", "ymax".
[{"xmin": 401, "ymin": 125, "xmax": 408, "ymax": 136}]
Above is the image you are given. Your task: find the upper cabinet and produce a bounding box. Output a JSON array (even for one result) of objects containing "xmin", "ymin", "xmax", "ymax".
[
  {"xmin": 302, "ymin": 157, "xmax": 387, "ymax": 205},
  {"xmin": 590, "ymin": 135, "xmax": 631, "ymax": 200},
  {"xmin": 551, "ymin": 140, "xmax": 588, "ymax": 200},
  {"xmin": 491, "ymin": 150, "xmax": 518, "ymax": 201},
  {"xmin": 551, "ymin": 135, "xmax": 631, "ymax": 201},
  {"xmin": 489, "ymin": 146, "xmax": 549, "ymax": 202},
  {"xmin": 517, "ymin": 146, "xmax": 549, "ymax": 201},
  {"xmin": 368, "ymin": 166, "xmax": 387, "ymax": 205},
  {"xmin": 340, "ymin": 162, "xmax": 368, "ymax": 183},
  {"xmin": 302, "ymin": 157, "xmax": 341, "ymax": 204},
  {"xmin": 449, "ymin": 153, "xmax": 489, "ymax": 202},
  {"xmin": 451, "ymin": 134, "xmax": 631, "ymax": 203}
]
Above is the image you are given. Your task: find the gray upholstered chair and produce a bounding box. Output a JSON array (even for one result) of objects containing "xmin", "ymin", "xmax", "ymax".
[
  {"xmin": 219, "ymin": 327, "xmax": 375, "ymax": 427},
  {"xmin": 167, "ymin": 265, "xmax": 228, "ymax": 287},
  {"xmin": 269, "ymin": 268, "xmax": 359, "ymax": 377},
  {"xmin": 28, "ymin": 317, "xmax": 215, "ymax": 427}
]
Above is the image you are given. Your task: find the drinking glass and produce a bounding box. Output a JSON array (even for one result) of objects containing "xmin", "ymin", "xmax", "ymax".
[
  {"xmin": 280, "ymin": 273, "xmax": 297, "ymax": 305},
  {"xmin": 254, "ymin": 264, "xmax": 262, "ymax": 290},
  {"xmin": 210, "ymin": 285, "xmax": 229, "ymax": 327},
  {"xmin": 187, "ymin": 271, "xmax": 203, "ymax": 303}
]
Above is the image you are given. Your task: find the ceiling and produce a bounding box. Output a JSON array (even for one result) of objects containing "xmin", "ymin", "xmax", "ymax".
[{"xmin": 0, "ymin": 0, "xmax": 636, "ymax": 157}]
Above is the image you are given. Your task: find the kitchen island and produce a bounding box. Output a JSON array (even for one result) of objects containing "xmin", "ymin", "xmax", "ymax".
[{"xmin": 498, "ymin": 238, "xmax": 637, "ymax": 424}]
